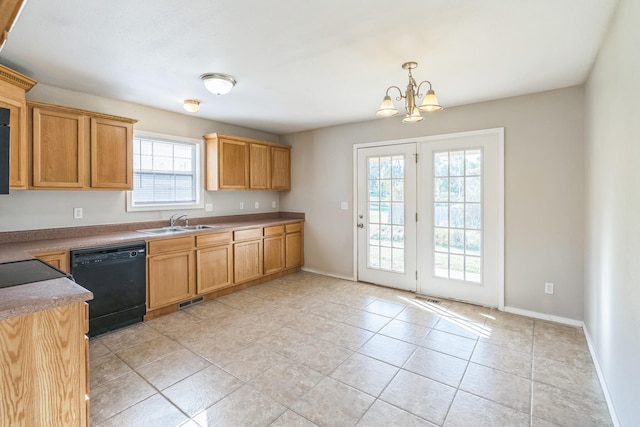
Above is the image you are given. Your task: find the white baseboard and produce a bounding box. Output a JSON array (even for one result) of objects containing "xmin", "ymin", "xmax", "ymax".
[
  {"xmin": 583, "ymin": 325, "xmax": 621, "ymax": 427},
  {"xmin": 503, "ymin": 306, "xmax": 584, "ymax": 328},
  {"xmin": 300, "ymin": 267, "xmax": 355, "ymax": 282}
]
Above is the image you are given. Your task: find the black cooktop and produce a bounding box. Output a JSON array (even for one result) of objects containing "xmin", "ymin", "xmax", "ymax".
[{"xmin": 0, "ymin": 259, "xmax": 71, "ymax": 289}]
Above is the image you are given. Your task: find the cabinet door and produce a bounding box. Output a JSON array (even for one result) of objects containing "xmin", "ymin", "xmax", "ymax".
[
  {"xmin": 219, "ymin": 138, "xmax": 249, "ymax": 189},
  {"xmin": 34, "ymin": 250, "xmax": 70, "ymax": 273},
  {"xmin": 271, "ymin": 146, "xmax": 291, "ymax": 190},
  {"xmin": 148, "ymin": 251, "xmax": 194, "ymax": 309},
  {"xmin": 263, "ymin": 235, "xmax": 284, "ymax": 274},
  {"xmin": 32, "ymin": 108, "xmax": 86, "ymax": 188},
  {"xmin": 91, "ymin": 117, "xmax": 133, "ymax": 189},
  {"xmin": 0, "ymin": 96, "xmax": 27, "ymax": 188},
  {"xmin": 250, "ymin": 143, "xmax": 270, "ymax": 189},
  {"xmin": 196, "ymin": 245, "xmax": 233, "ymax": 294},
  {"xmin": 285, "ymin": 232, "xmax": 303, "ymax": 268},
  {"xmin": 233, "ymin": 239, "xmax": 263, "ymax": 284}
]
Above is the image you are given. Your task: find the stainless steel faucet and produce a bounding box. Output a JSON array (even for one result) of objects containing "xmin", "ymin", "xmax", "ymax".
[{"xmin": 169, "ymin": 214, "xmax": 188, "ymax": 227}]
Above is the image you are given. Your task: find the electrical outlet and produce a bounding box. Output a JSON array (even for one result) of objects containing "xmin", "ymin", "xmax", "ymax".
[
  {"xmin": 254, "ymin": 202, "xmax": 259, "ymax": 209},
  {"xmin": 205, "ymin": 203, "xmax": 213, "ymax": 212},
  {"xmin": 545, "ymin": 282, "xmax": 554, "ymax": 294},
  {"xmin": 272, "ymin": 201, "xmax": 277, "ymax": 208},
  {"xmin": 73, "ymin": 207, "xmax": 83, "ymax": 219},
  {"xmin": 239, "ymin": 202, "xmax": 244, "ymax": 210}
]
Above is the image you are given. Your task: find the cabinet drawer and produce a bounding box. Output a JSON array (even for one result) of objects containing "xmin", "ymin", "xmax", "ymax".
[
  {"xmin": 285, "ymin": 222, "xmax": 302, "ymax": 233},
  {"xmin": 148, "ymin": 236, "xmax": 194, "ymax": 255},
  {"xmin": 196, "ymin": 231, "xmax": 232, "ymax": 248},
  {"xmin": 233, "ymin": 228, "xmax": 262, "ymax": 241},
  {"xmin": 263, "ymin": 225, "xmax": 284, "ymax": 237}
]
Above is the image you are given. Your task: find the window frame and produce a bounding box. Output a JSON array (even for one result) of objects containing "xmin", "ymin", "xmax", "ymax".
[{"xmin": 126, "ymin": 130, "xmax": 204, "ymax": 212}]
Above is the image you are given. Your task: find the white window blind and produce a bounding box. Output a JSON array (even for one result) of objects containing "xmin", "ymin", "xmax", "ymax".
[{"xmin": 128, "ymin": 134, "xmax": 201, "ymax": 210}]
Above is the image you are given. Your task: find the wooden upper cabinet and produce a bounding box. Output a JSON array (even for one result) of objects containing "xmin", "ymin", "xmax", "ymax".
[
  {"xmin": 91, "ymin": 117, "xmax": 133, "ymax": 189},
  {"xmin": 204, "ymin": 133, "xmax": 291, "ymax": 191},
  {"xmin": 271, "ymin": 145, "xmax": 291, "ymax": 191},
  {"xmin": 0, "ymin": 0, "xmax": 25, "ymax": 50},
  {"xmin": 0, "ymin": 64, "xmax": 36, "ymax": 189},
  {"xmin": 250, "ymin": 143, "xmax": 270, "ymax": 189},
  {"xmin": 32, "ymin": 107, "xmax": 86, "ymax": 188},
  {"xmin": 204, "ymin": 134, "xmax": 249, "ymax": 190},
  {"xmin": 28, "ymin": 101, "xmax": 137, "ymax": 190}
]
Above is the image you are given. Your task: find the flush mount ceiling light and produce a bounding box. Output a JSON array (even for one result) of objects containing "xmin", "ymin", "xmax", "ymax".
[
  {"xmin": 376, "ymin": 61, "xmax": 443, "ymax": 123},
  {"xmin": 183, "ymin": 99, "xmax": 200, "ymax": 113},
  {"xmin": 201, "ymin": 73, "xmax": 236, "ymax": 95}
]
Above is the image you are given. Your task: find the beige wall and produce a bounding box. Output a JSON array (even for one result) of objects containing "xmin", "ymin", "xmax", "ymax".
[
  {"xmin": 584, "ymin": 0, "xmax": 639, "ymax": 423},
  {"xmin": 281, "ymin": 86, "xmax": 585, "ymax": 320},
  {"xmin": 0, "ymin": 84, "xmax": 283, "ymax": 232}
]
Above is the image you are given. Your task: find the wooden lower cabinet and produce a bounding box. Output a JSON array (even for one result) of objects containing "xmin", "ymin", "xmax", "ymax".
[
  {"xmin": 196, "ymin": 245, "xmax": 233, "ymax": 294},
  {"xmin": 263, "ymin": 225, "xmax": 285, "ymax": 275},
  {"xmin": 33, "ymin": 250, "xmax": 70, "ymax": 273},
  {"xmin": 285, "ymin": 223, "xmax": 304, "ymax": 268},
  {"xmin": 233, "ymin": 238, "xmax": 263, "ymax": 284},
  {"xmin": 148, "ymin": 250, "xmax": 195, "ymax": 309},
  {"xmin": 0, "ymin": 301, "xmax": 89, "ymax": 426}
]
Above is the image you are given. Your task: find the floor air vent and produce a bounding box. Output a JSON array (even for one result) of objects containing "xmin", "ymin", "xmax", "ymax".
[
  {"xmin": 415, "ymin": 295, "xmax": 442, "ymax": 304},
  {"xmin": 178, "ymin": 296, "xmax": 204, "ymax": 309}
]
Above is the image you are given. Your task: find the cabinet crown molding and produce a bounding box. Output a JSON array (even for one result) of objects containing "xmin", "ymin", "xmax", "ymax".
[
  {"xmin": 0, "ymin": 64, "xmax": 36, "ymax": 91},
  {"xmin": 27, "ymin": 100, "xmax": 138, "ymax": 123}
]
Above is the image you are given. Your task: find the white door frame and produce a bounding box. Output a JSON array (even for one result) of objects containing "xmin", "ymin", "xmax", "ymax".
[{"xmin": 353, "ymin": 128, "xmax": 504, "ymax": 310}]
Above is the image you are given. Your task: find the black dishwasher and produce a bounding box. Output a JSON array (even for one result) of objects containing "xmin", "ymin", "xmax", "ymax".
[{"xmin": 71, "ymin": 241, "xmax": 146, "ymax": 337}]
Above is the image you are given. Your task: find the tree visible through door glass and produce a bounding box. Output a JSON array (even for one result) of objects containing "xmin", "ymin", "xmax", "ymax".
[
  {"xmin": 432, "ymin": 149, "xmax": 482, "ymax": 282},
  {"xmin": 368, "ymin": 155, "xmax": 405, "ymax": 273}
]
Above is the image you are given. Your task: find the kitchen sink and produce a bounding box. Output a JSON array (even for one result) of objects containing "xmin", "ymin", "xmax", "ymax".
[
  {"xmin": 177, "ymin": 224, "xmax": 220, "ymax": 230},
  {"xmin": 137, "ymin": 224, "xmax": 220, "ymax": 234},
  {"xmin": 136, "ymin": 226, "xmax": 188, "ymax": 235}
]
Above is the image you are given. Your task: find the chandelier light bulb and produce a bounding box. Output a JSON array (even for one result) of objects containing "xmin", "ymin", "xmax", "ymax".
[{"xmin": 375, "ymin": 62, "xmax": 443, "ymax": 123}]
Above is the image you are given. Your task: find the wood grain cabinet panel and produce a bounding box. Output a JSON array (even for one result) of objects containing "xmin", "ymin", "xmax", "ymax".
[
  {"xmin": 33, "ymin": 250, "xmax": 70, "ymax": 273},
  {"xmin": 250, "ymin": 143, "xmax": 270, "ymax": 189},
  {"xmin": 0, "ymin": 60, "xmax": 35, "ymax": 191},
  {"xmin": 271, "ymin": 146, "xmax": 291, "ymax": 190},
  {"xmin": 197, "ymin": 245, "xmax": 233, "ymax": 294},
  {"xmin": 0, "ymin": 301, "xmax": 89, "ymax": 426},
  {"xmin": 204, "ymin": 133, "xmax": 291, "ymax": 191},
  {"xmin": 233, "ymin": 239, "xmax": 263, "ymax": 284},
  {"xmin": 263, "ymin": 225, "xmax": 285, "ymax": 275},
  {"xmin": 91, "ymin": 117, "xmax": 133, "ymax": 189},
  {"xmin": 148, "ymin": 250, "xmax": 195, "ymax": 309},
  {"xmin": 285, "ymin": 222, "xmax": 304, "ymax": 269},
  {"xmin": 28, "ymin": 101, "xmax": 136, "ymax": 190},
  {"xmin": 32, "ymin": 107, "xmax": 86, "ymax": 188}
]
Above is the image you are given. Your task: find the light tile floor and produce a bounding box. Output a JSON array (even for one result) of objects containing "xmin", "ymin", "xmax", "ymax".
[{"xmin": 89, "ymin": 272, "xmax": 613, "ymax": 426}]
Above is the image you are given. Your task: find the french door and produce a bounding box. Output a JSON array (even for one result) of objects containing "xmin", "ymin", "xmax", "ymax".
[
  {"xmin": 356, "ymin": 144, "xmax": 417, "ymax": 291},
  {"xmin": 356, "ymin": 129, "xmax": 503, "ymax": 307}
]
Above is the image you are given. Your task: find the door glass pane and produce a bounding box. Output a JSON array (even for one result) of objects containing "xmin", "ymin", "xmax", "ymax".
[
  {"xmin": 432, "ymin": 149, "xmax": 482, "ymax": 283},
  {"xmin": 368, "ymin": 155, "xmax": 405, "ymax": 273}
]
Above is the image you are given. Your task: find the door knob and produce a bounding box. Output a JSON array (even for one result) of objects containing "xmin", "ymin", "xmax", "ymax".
[{"xmin": 357, "ymin": 223, "xmax": 364, "ymax": 228}]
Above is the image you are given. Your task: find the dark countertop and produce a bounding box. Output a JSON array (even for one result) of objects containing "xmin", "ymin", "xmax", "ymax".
[
  {"xmin": 0, "ymin": 277, "xmax": 93, "ymax": 321},
  {"xmin": 0, "ymin": 213, "xmax": 304, "ymax": 321},
  {"xmin": 0, "ymin": 214, "xmax": 305, "ymax": 263}
]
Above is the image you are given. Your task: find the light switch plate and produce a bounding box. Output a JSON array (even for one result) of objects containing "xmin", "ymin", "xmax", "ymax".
[
  {"xmin": 341, "ymin": 202, "xmax": 348, "ymax": 210},
  {"xmin": 205, "ymin": 203, "xmax": 213, "ymax": 212},
  {"xmin": 272, "ymin": 201, "xmax": 277, "ymax": 208},
  {"xmin": 73, "ymin": 207, "xmax": 83, "ymax": 219}
]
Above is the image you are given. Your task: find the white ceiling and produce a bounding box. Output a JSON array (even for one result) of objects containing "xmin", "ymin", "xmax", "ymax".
[{"xmin": 0, "ymin": 0, "xmax": 619, "ymax": 135}]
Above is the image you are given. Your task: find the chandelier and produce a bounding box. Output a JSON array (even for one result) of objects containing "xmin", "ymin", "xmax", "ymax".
[{"xmin": 376, "ymin": 61, "xmax": 442, "ymax": 123}]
